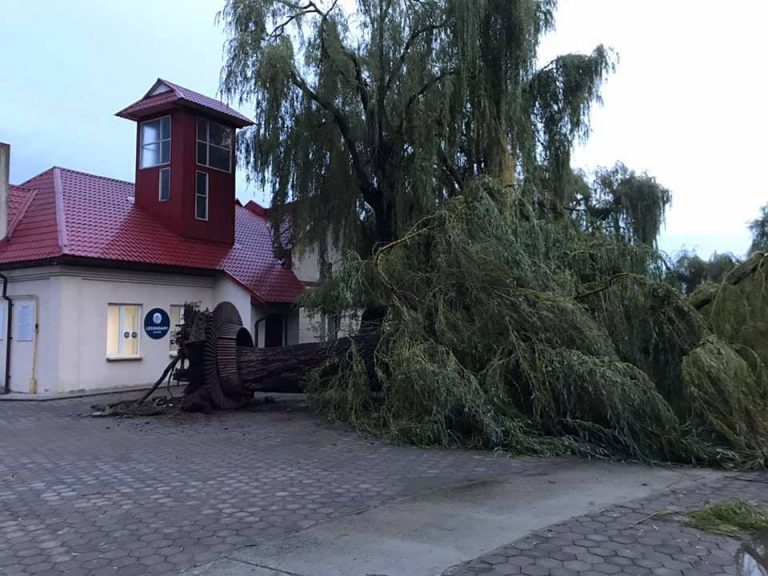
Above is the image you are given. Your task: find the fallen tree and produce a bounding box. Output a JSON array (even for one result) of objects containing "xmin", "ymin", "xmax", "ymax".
[
  {"xmin": 300, "ymin": 182, "xmax": 768, "ymax": 468},
  {"xmin": 690, "ymin": 252, "xmax": 768, "ymax": 368},
  {"xmin": 176, "ymin": 302, "xmax": 380, "ymax": 413},
  {"xmin": 170, "ymin": 187, "xmax": 768, "ymax": 468}
]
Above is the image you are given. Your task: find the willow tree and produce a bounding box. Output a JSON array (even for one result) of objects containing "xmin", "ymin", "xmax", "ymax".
[
  {"xmin": 220, "ymin": 0, "xmax": 613, "ymax": 256},
  {"xmin": 749, "ymin": 204, "xmax": 768, "ymax": 254},
  {"xmin": 575, "ymin": 162, "xmax": 672, "ymax": 248}
]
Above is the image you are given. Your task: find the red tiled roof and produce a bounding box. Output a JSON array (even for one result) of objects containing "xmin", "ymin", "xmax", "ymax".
[
  {"xmin": 244, "ymin": 200, "xmax": 268, "ymax": 218},
  {"xmin": 116, "ymin": 79, "xmax": 253, "ymax": 128},
  {"xmin": 0, "ymin": 167, "xmax": 304, "ymax": 304}
]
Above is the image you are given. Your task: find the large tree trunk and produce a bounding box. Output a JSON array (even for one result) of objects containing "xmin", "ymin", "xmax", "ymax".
[
  {"xmin": 177, "ymin": 302, "xmax": 380, "ymax": 412},
  {"xmin": 236, "ymin": 330, "xmax": 380, "ymax": 394}
]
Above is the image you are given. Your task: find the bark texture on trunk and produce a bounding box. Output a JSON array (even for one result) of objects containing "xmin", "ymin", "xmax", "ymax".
[{"xmin": 177, "ymin": 302, "xmax": 379, "ymax": 412}]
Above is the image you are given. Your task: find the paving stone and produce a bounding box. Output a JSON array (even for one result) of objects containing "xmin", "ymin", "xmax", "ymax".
[
  {"xmin": 442, "ymin": 473, "xmax": 768, "ymax": 576},
  {"xmin": 3, "ymin": 393, "xmax": 767, "ymax": 576},
  {"xmin": 0, "ymin": 392, "xmax": 539, "ymax": 576}
]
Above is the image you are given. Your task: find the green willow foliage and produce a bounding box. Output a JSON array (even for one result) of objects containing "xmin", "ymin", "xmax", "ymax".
[
  {"xmin": 305, "ymin": 182, "xmax": 768, "ymax": 468},
  {"xmin": 750, "ymin": 204, "xmax": 768, "ymax": 254},
  {"xmin": 220, "ymin": 0, "xmax": 613, "ymax": 255},
  {"xmin": 668, "ymin": 250, "xmax": 740, "ymax": 295},
  {"xmin": 219, "ymin": 2, "xmax": 768, "ymax": 467},
  {"xmin": 692, "ymin": 253, "xmax": 768, "ymax": 371}
]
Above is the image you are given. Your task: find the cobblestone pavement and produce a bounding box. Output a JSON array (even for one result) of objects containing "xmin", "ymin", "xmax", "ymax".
[
  {"xmin": 0, "ymin": 394, "xmax": 542, "ymax": 576},
  {"xmin": 1, "ymin": 394, "xmax": 765, "ymax": 576},
  {"xmin": 443, "ymin": 473, "xmax": 768, "ymax": 576}
]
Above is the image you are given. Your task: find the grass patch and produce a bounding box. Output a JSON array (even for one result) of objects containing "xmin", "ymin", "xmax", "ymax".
[{"xmin": 688, "ymin": 499, "xmax": 768, "ymax": 537}]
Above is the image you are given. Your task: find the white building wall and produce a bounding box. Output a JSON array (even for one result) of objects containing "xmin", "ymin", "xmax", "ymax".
[
  {"xmin": 0, "ymin": 269, "xmax": 61, "ymax": 394},
  {"xmin": 251, "ymin": 304, "xmax": 266, "ymax": 347},
  {"xmin": 290, "ymin": 239, "xmax": 344, "ymax": 284},
  {"xmin": 0, "ymin": 266, "xmax": 229, "ymax": 394},
  {"xmin": 213, "ymin": 275, "xmax": 255, "ymax": 330},
  {"xmin": 55, "ymin": 268, "xmax": 216, "ymax": 392},
  {"xmin": 59, "ymin": 267, "xmax": 218, "ymax": 393},
  {"xmin": 297, "ymin": 308, "xmax": 321, "ymax": 344},
  {"xmin": 0, "ymin": 263, "xmax": 333, "ymax": 395},
  {"xmin": 289, "ymin": 239, "xmax": 348, "ymax": 344}
]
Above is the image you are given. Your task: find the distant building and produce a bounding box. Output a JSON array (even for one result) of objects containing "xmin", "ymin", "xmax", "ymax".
[{"xmin": 0, "ymin": 79, "xmax": 326, "ymax": 396}]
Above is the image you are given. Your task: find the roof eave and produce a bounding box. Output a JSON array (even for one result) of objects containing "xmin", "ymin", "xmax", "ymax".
[
  {"xmin": 115, "ymin": 99, "xmax": 253, "ymax": 128},
  {"xmin": 177, "ymin": 99, "xmax": 254, "ymax": 128},
  {"xmin": 0, "ymin": 256, "xmax": 222, "ymax": 277}
]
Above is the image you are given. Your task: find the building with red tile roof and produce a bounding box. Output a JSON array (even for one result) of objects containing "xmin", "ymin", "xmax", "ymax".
[
  {"xmin": 0, "ymin": 80, "xmax": 324, "ymax": 396},
  {"xmin": 1, "ymin": 167, "xmax": 304, "ymax": 304}
]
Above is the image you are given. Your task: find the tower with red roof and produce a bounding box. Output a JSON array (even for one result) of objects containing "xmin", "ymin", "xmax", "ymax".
[
  {"xmin": 0, "ymin": 80, "xmax": 334, "ymax": 396},
  {"xmin": 116, "ymin": 79, "xmax": 253, "ymax": 245}
]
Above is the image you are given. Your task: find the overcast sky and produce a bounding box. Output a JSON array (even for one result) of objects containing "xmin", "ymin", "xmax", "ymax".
[{"xmin": 1, "ymin": 1, "xmax": 765, "ymax": 258}]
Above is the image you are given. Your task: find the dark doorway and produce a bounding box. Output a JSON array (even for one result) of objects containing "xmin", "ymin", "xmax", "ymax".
[{"xmin": 264, "ymin": 313, "xmax": 284, "ymax": 348}]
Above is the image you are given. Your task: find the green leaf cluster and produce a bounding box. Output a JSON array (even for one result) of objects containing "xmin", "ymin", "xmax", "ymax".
[
  {"xmin": 220, "ymin": 0, "xmax": 613, "ymax": 256},
  {"xmin": 304, "ymin": 184, "xmax": 768, "ymax": 467}
]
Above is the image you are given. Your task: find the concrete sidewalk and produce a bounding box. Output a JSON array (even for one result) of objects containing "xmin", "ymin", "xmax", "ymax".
[{"xmin": 182, "ymin": 460, "xmax": 721, "ymax": 576}]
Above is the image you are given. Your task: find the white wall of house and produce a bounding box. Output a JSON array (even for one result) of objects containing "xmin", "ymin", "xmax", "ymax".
[
  {"xmin": 0, "ymin": 266, "xmax": 219, "ymax": 394},
  {"xmin": 290, "ymin": 239, "xmax": 357, "ymax": 344},
  {"xmin": 213, "ymin": 275, "xmax": 254, "ymax": 329},
  {"xmin": 0, "ymin": 270, "xmax": 61, "ymax": 394},
  {"xmin": 291, "ymin": 244, "xmax": 324, "ymax": 285},
  {"xmin": 0, "ymin": 264, "xmax": 330, "ymax": 395},
  {"xmin": 58, "ymin": 268, "xmax": 218, "ymax": 393},
  {"xmin": 251, "ymin": 304, "xmax": 266, "ymax": 347}
]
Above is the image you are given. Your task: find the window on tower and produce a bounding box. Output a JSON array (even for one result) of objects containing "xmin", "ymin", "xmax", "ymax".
[
  {"xmin": 140, "ymin": 116, "xmax": 171, "ymax": 168},
  {"xmin": 158, "ymin": 168, "xmax": 170, "ymax": 201},
  {"xmin": 197, "ymin": 118, "xmax": 232, "ymax": 172},
  {"xmin": 195, "ymin": 171, "xmax": 209, "ymax": 220}
]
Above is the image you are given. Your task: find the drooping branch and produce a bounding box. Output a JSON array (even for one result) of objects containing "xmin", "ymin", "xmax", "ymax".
[
  {"xmin": 267, "ymin": 0, "xmax": 336, "ymax": 39},
  {"xmin": 396, "ymin": 68, "xmax": 458, "ymax": 134},
  {"xmin": 383, "ymin": 22, "xmax": 449, "ymax": 98},
  {"xmin": 288, "ymin": 69, "xmax": 378, "ymax": 206}
]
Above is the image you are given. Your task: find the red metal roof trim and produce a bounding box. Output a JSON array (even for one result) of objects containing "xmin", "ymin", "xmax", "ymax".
[
  {"xmin": 245, "ymin": 200, "xmax": 268, "ymax": 218},
  {"xmin": 116, "ymin": 79, "xmax": 253, "ymax": 128},
  {"xmin": 7, "ymin": 185, "xmax": 37, "ymax": 240}
]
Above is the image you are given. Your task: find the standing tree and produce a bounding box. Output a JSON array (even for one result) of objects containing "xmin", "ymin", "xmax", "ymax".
[
  {"xmin": 575, "ymin": 162, "xmax": 671, "ymax": 248},
  {"xmin": 749, "ymin": 203, "xmax": 768, "ymax": 254},
  {"xmin": 668, "ymin": 250, "xmax": 739, "ymax": 295},
  {"xmin": 220, "ymin": 0, "xmax": 613, "ymax": 257}
]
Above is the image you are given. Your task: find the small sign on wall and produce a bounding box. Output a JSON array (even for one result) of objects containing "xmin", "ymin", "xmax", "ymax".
[
  {"xmin": 144, "ymin": 308, "xmax": 170, "ymax": 340},
  {"xmin": 15, "ymin": 302, "xmax": 35, "ymax": 342}
]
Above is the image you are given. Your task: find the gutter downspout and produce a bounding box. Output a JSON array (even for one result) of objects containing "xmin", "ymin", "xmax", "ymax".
[
  {"xmin": 28, "ymin": 295, "xmax": 38, "ymax": 394},
  {"xmin": 0, "ymin": 144, "xmax": 10, "ymax": 393},
  {"xmin": 0, "ymin": 273, "xmax": 12, "ymax": 394}
]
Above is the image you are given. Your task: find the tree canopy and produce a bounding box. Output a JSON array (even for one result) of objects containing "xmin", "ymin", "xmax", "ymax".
[
  {"xmin": 749, "ymin": 204, "xmax": 768, "ymax": 254},
  {"xmin": 218, "ymin": 1, "xmax": 768, "ymax": 468},
  {"xmin": 668, "ymin": 251, "xmax": 739, "ymax": 295},
  {"xmin": 221, "ymin": 0, "xmax": 613, "ymax": 256},
  {"xmin": 570, "ymin": 162, "xmax": 671, "ymax": 248}
]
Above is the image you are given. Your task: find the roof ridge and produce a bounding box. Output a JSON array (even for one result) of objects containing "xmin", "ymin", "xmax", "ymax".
[
  {"xmin": 7, "ymin": 189, "xmax": 37, "ymax": 239},
  {"xmin": 156, "ymin": 78, "xmax": 250, "ymax": 122},
  {"xmin": 19, "ymin": 166, "xmax": 56, "ymax": 188},
  {"xmin": 52, "ymin": 167, "xmax": 69, "ymax": 250},
  {"xmin": 156, "ymin": 78, "xmax": 182, "ymax": 95},
  {"xmin": 54, "ymin": 166, "xmax": 135, "ymax": 186}
]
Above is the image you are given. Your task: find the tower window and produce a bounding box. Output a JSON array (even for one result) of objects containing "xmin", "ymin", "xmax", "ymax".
[
  {"xmin": 140, "ymin": 116, "xmax": 171, "ymax": 168},
  {"xmin": 158, "ymin": 168, "xmax": 170, "ymax": 201},
  {"xmin": 197, "ymin": 118, "xmax": 232, "ymax": 172},
  {"xmin": 195, "ymin": 171, "xmax": 209, "ymax": 221}
]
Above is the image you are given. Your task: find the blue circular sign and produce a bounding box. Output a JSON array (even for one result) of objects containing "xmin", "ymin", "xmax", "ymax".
[{"xmin": 144, "ymin": 308, "xmax": 171, "ymax": 340}]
